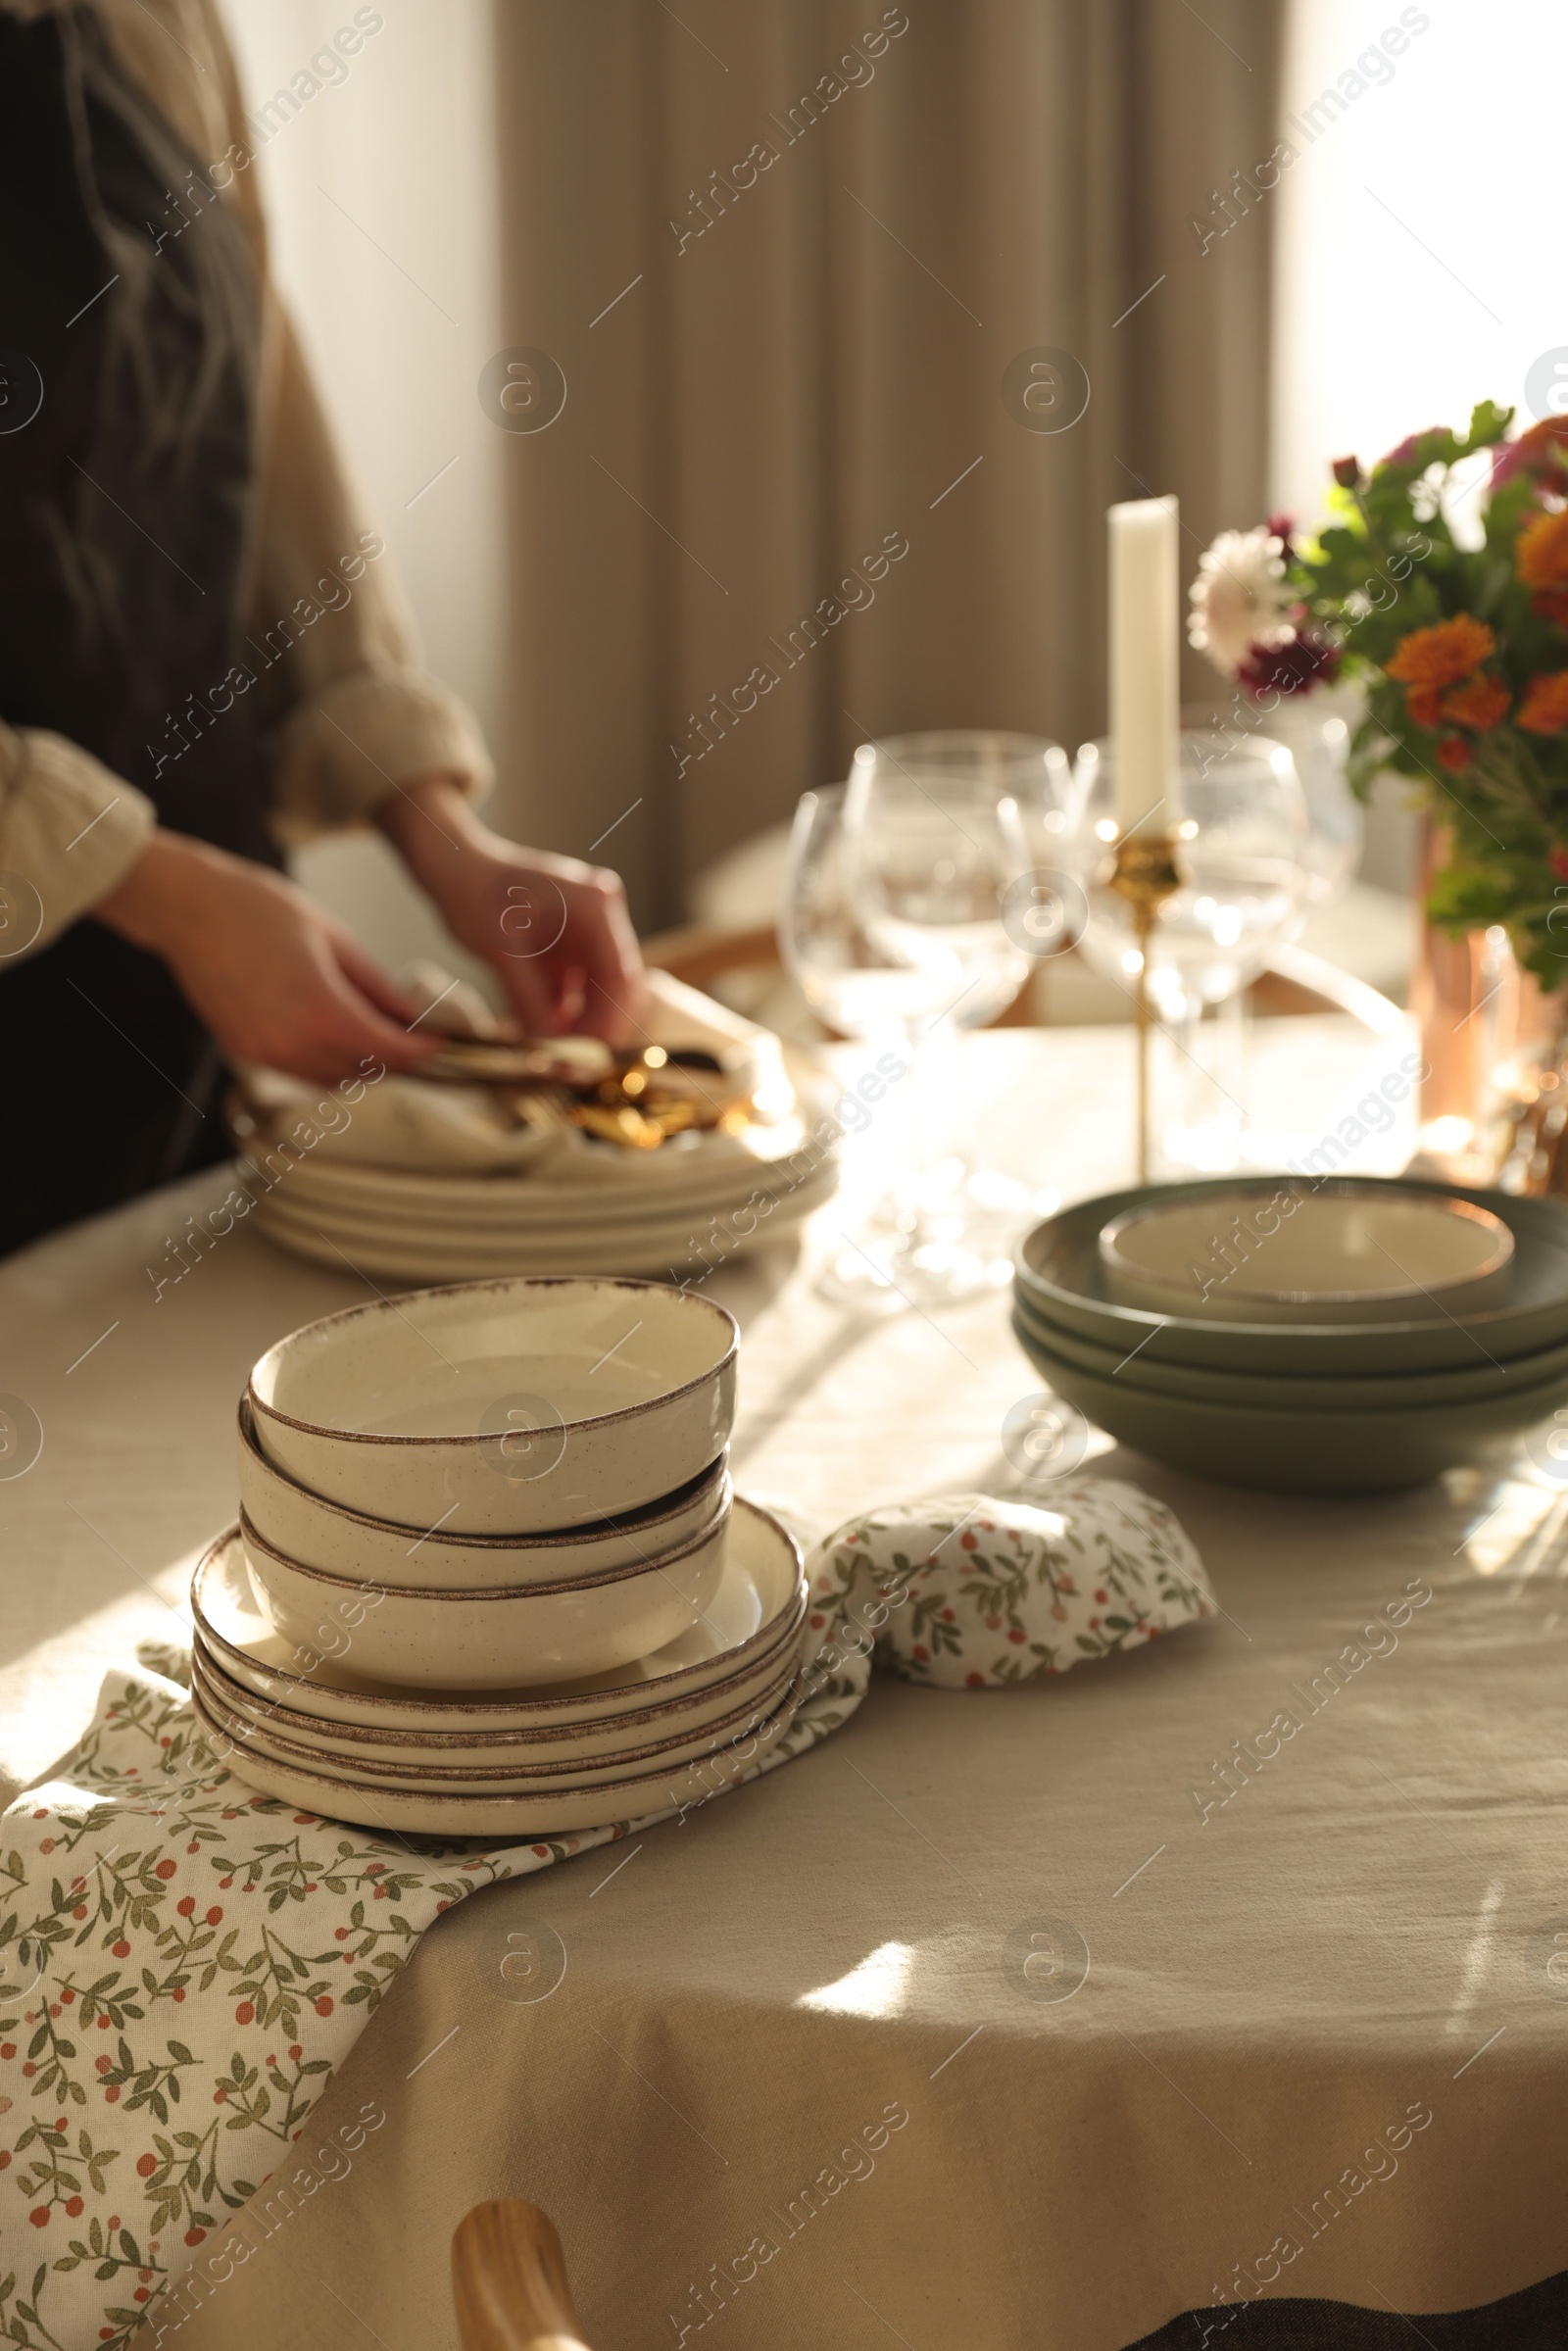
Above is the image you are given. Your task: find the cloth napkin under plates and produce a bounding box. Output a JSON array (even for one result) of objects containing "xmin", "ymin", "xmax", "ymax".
[
  {"xmin": 0, "ymin": 1482, "xmax": 1209, "ymax": 2349},
  {"xmin": 232, "ymin": 969, "xmax": 804, "ymax": 1179}
]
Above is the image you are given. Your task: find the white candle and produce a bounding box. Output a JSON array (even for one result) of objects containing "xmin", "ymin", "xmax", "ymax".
[{"xmin": 1108, "ymin": 495, "xmax": 1180, "ymax": 833}]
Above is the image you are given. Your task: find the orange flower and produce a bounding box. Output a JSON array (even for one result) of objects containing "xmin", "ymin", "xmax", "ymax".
[
  {"xmin": 1404, "ymin": 684, "xmax": 1445, "ymax": 728},
  {"xmin": 1385, "ymin": 613, "xmax": 1495, "ymax": 687},
  {"xmin": 1532, "ymin": 586, "xmax": 1568, "ymax": 626},
  {"xmin": 1441, "ymin": 674, "xmax": 1510, "ymax": 730},
  {"xmin": 1517, "ymin": 508, "xmax": 1568, "ymax": 590},
  {"xmin": 1436, "ymin": 737, "xmax": 1474, "ymax": 770},
  {"xmin": 1518, "ymin": 670, "xmax": 1568, "ymax": 733}
]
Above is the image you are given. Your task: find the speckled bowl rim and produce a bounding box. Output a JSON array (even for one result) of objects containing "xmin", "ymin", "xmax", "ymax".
[
  {"xmin": 238, "ymin": 1487, "xmax": 731, "ymax": 1604},
  {"xmin": 247, "ymin": 1274, "xmax": 739, "ymax": 1449},
  {"xmin": 238, "ymin": 1397, "xmax": 730, "ymax": 1554}
]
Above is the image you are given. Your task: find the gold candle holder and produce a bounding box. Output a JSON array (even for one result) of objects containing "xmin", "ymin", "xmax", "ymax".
[{"xmin": 1107, "ymin": 831, "xmax": 1182, "ymax": 1184}]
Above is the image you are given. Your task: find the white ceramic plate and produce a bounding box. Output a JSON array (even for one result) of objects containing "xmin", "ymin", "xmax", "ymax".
[
  {"xmin": 246, "ymin": 1164, "xmax": 837, "ymax": 1282},
  {"xmin": 192, "ymin": 1592, "xmax": 806, "ymax": 1770},
  {"xmin": 248, "ymin": 1275, "xmax": 737, "ymax": 1532},
  {"xmin": 243, "ymin": 1143, "xmax": 836, "ymax": 1224},
  {"xmin": 192, "ymin": 1643, "xmax": 803, "ymax": 1793},
  {"xmin": 196, "ymin": 1677, "xmax": 802, "ymax": 1835},
  {"xmin": 237, "ymin": 1399, "xmax": 731, "ymax": 1588},
  {"xmin": 192, "ymin": 1624, "xmax": 805, "ymax": 1767},
  {"xmin": 242, "ymin": 1185, "xmax": 832, "ymax": 1298},
  {"xmin": 190, "ymin": 1494, "xmax": 806, "ymax": 1731},
  {"xmin": 1099, "ymin": 1182, "xmax": 1516, "ymax": 1324}
]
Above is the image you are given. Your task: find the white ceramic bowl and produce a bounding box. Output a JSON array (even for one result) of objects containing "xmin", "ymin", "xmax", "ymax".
[
  {"xmin": 239, "ymin": 1501, "xmax": 730, "ymax": 1690},
  {"xmin": 191, "ymin": 1500, "xmax": 806, "ymax": 1732},
  {"xmin": 1099, "ymin": 1182, "xmax": 1515, "ymax": 1324},
  {"xmin": 247, "ymin": 1275, "xmax": 738, "ymax": 1534},
  {"xmin": 236, "ymin": 1398, "xmax": 730, "ymax": 1590},
  {"xmin": 195, "ymin": 1679, "xmax": 802, "ymax": 1837}
]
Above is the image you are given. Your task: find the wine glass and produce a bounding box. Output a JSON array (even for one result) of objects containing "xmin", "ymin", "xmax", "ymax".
[
  {"xmin": 1186, "ymin": 695, "xmax": 1363, "ymax": 905},
  {"xmin": 841, "ymin": 737, "xmax": 1048, "ymax": 1300},
  {"xmin": 844, "ymin": 748, "xmax": 1034, "ymax": 1027},
  {"xmin": 1069, "ymin": 731, "xmax": 1314, "ymax": 1171},
  {"xmin": 780, "ymin": 785, "xmax": 936, "ymax": 1310},
  {"xmin": 781, "ymin": 782, "xmax": 1018, "ymax": 1309}
]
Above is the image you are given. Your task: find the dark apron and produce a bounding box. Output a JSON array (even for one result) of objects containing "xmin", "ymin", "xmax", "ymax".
[{"xmin": 0, "ymin": 2, "xmax": 274, "ymax": 1254}]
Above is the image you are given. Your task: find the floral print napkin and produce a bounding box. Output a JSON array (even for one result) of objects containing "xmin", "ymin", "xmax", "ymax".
[
  {"xmin": 0, "ymin": 1638, "xmax": 862, "ymax": 2351},
  {"xmin": 806, "ymin": 1480, "xmax": 1216, "ymax": 1688},
  {"xmin": 0, "ymin": 1478, "xmax": 1209, "ymax": 2348}
]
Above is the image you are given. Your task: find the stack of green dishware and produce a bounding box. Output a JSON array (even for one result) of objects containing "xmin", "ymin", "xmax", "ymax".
[{"xmin": 1011, "ymin": 1176, "xmax": 1568, "ymax": 1495}]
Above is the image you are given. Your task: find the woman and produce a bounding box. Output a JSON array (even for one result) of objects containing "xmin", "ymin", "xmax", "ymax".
[{"xmin": 0, "ymin": 0, "xmax": 643, "ymax": 1253}]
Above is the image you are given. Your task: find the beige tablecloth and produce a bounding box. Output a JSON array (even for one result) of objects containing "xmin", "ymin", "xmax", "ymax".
[{"xmin": 5, "ymin": 1024, "xmax": 1567, "ymax": 2351}]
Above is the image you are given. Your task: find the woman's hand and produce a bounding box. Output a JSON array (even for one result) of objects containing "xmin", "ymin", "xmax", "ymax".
[
  {"xmin": 95, "ymin": 830, "xmax": 438, "ymax": 1083},
  {"xmin": 376, "ymin": 775, "xmax": 646, "ymax": 1045}
]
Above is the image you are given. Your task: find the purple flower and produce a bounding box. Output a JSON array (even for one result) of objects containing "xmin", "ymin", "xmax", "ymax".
[{"xmin": 1236, "ymin": 628, "xmax": 1341, "ymax": 699}]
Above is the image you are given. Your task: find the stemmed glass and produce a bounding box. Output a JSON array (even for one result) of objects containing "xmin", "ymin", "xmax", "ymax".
[
  {"xmin": 781, "ymin": 776, "xmax": 1031, "ymax": 1309},
  {"xmin": 845, "ymin": 739, "xmax": 1042, "ymax": 1301},
  {"xmin": 854, "ymin": 731, "xmax": 1075, "ymax": 1253},
  {"xmin": 1068, "ymin": 731, "xmax": 1314, "ymax": 1171},
  {"xmin": 1185, "ymin": 697, "xmax": 1363, "ymax": 906}
]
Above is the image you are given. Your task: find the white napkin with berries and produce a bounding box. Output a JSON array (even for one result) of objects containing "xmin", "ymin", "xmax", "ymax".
[{"xmin": 806, "ymin": 1481, "xmax": 1216, "ymax": 1687}]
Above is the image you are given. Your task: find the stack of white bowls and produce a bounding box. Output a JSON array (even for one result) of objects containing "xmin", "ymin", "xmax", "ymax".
[{"xmin": 192, "ymin": 1276, "xmax": 808, "ymax": 1835}]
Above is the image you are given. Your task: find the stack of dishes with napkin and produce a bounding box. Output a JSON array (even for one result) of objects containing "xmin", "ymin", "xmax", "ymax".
[
  {"xmin": 1012, "ymin": 1176, "xmax": 1568, "ymax": 1494},
  {"xmin": 192, "ymin": 1276, "xmax": 808, "ymax": 1834},
  {"xmin": 228, "ymin": 970, "xmax": 838, "ymax": 1283}
]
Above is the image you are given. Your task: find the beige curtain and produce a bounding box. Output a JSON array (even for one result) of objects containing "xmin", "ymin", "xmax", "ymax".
[{"xmin": 492, "ymin": 0, "xmax": 1285, "ymax": 929}]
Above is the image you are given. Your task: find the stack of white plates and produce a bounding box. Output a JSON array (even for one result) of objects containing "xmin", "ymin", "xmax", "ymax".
[
  {"xmin": 190, "ymin": 1499, "xmax": 807, "ymax": 1837},
  {"xmin": 238, "ymin": 1114, "xmax": 838, "ymax": 1284},
  {"xmin": 202, "ymin": 1275, "xmax": 808, "ymax": 1833}
]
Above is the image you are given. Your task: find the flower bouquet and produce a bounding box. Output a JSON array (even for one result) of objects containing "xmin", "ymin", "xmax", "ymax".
[{"xmin": 1188, "ymin": 402, "xmax": 1568, "ymax": 986}]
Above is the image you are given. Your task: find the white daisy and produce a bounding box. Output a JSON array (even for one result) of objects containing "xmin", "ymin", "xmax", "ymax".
[{"xmin": 1188, "ymin": 526, "xmax": 1293, "ymax": 672}]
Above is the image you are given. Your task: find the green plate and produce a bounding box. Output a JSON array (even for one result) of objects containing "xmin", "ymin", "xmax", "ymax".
[
  {"xmin": 1014, "ymin": 1178, "xmax": 1568, "ymax": 1376},
  {"xmin": 1010, "ymin": 1313, "xmax": 1568, "ymax": 1495},
  {"xmin": 1012, "ymin": 1286, "xmax": 1568, "ymax": 1410}
]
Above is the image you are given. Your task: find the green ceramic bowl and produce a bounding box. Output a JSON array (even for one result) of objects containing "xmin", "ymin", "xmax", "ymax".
[
  {"xmin": 1014, "ymin": 1179, "xmax": 1568, "ymax": 1377},
  {"xmin": 1009, "ymin": 1312, "xmax": 1568, "ymax": 1494},
  {"xmin": 1011, "ymin": 1285, "xmax": 1568, "ymax": 1411}
]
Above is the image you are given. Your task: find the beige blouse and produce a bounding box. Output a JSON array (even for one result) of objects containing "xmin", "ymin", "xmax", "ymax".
[{"xmin": 0, "ymin": 0, "xmax": 491, "ymax": 958}]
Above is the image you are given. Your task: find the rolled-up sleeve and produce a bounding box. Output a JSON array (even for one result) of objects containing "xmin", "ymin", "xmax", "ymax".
[{"xmin": 0, "ymin": 722, "xmax": 154, "ymax": 954}]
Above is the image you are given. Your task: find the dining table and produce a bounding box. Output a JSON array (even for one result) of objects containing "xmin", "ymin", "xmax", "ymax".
[{"xmin": 6, "ymin": 1013, "xmax": 1568, "ymax": 2351}]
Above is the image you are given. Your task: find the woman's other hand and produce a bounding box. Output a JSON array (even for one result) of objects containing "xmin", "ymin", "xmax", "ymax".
[
  {"xmin": 376, "ymin": 774, "xmax": 646, "ymax": 1046},
  {"xmin": 95, "ymin": 830, "xmax": 437, "ymax": 1083}
]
